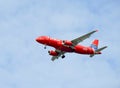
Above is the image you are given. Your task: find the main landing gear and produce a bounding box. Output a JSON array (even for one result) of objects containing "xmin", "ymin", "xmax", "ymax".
[{"xmin": 61, "ymin": 55, "xmax": 65, "ymax": 59}]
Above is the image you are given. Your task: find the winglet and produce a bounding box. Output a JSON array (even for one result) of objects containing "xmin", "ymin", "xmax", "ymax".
[{"xmin": 95, "ymin": 29, "xmax": 98, "ymax": 32}]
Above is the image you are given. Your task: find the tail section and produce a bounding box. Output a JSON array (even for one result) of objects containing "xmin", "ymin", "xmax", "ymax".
[
  {"xmin": 90, "ymin": 46, "xmax": 107, "ymax": 57},
  {"xmin": 90, "ymin": 39, "xmax": 99, "ymax": 50},
  {"xmin": 90, "ymin": 39, "xmax": 107, "ymax": 57}
]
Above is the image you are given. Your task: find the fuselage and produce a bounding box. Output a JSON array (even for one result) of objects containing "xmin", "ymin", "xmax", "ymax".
[{"xmin": 36, "ymin": 36, "xmax": 95, "ymax": 55}]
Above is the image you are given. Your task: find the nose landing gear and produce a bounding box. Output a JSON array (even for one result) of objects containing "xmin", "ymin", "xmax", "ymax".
[
  {"xmin": 44, "ymin": 46, "xmax": 46, "ymax": 49},
  {"xmin": 61, "ymin": 55, "xmax": 65, "ymax": 59},
  {"xmin": 44, "ymin": 45, "xmax": 47, "ymax": 49}
]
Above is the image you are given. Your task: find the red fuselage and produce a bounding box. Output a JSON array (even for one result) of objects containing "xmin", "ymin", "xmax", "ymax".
[{"xmin": 36, "ymin": 36, "xmax": 95, "ymax": 55}]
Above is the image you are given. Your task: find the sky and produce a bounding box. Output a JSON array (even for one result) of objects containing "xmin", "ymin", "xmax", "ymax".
[{"xmin": 0, "ymin": 0, "xmax": 120, "ymax": 88}]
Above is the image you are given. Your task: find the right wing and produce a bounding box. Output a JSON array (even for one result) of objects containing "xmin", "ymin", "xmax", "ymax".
[
  {"xmin": 71, "ymin": 30, "xmax": 98, "ymax": 46},
  {"xmin": 51, "ymin": 50, "xmax": 65, "ymax": 61}
]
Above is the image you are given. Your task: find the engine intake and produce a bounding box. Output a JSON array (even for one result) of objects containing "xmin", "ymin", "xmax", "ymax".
[{"xmin": 48, "ymin": 50, "xmax": 59, "ymax": 56}]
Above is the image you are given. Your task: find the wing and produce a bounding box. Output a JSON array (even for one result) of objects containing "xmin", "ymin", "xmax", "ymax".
[
  {"xmin": 51, "ymin": 50, "xmax": 65, "ymax": 61},
  {"xmin": 71, "ymin": 30, "xmax": 98, "ymax": 46}
]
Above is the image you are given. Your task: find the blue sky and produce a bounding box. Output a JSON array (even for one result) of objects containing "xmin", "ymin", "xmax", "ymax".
[{"xmin": 0, "ymin": 0, "xmax": 120, "ymax": 88}]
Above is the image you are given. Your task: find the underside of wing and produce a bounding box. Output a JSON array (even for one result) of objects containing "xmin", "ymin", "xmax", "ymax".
[
  {"xmin": 51, "ymin": 56, "xmax": 59, "ymax": 61},
  {"xmin": 51, "ymin": 50, "xmax": 65, "ymax": 61},
  {"xmin": 71, "ymin": 30, "xmax": 98, "ymax": 46}
]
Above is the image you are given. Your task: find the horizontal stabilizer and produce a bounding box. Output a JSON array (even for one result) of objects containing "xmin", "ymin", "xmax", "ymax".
[
  {"xmin": 90, "ymin": 46, "xmax": 107, "ymax": 57},
  {"xmin": 95, "ymin": 46, "xmax": 107, "ymax": 52}
]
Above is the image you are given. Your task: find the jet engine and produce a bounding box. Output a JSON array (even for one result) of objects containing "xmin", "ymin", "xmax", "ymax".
[
  {"xmin": 63, "ymin": 40, "xmax": 73, "ymax": 46},
  {"xmin": 48, "ymin": 50, "xmax": 59, "ymax": 56}
]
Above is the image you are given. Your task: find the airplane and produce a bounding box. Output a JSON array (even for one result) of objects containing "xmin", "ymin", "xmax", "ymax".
[{"xmin": 36, "ymin": 30, "xmax": 107, "ymax": 61}]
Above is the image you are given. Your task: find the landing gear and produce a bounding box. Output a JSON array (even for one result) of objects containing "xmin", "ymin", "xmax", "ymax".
[
  {"xmin": 61, "ymin": 55, "xmax": 65, "ymax": 59},
  {"xmin": 44, "ymin": 45, "xmax": 47, "ymax": 49},
  {"xmin": 44, "ymin": 46, "xmax": 46, "ymax": 49}
]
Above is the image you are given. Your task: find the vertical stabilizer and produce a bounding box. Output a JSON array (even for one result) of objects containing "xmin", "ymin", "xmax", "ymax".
[{"xmin": 90, "ymin": 39, "xmax": 99, "ymax": 50}]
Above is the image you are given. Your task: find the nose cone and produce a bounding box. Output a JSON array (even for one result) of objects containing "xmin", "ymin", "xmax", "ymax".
[
  {"xmin": 36, "ymin": 38, "xmax": 38, "ymax": 42},
  {"xmin": 36, "ymin": 37, "xmax": 41, "ymax": 43},
  {"xmin": 36, "ymin": 36, "xmax": 49, "ymax": 44},
  {"xmin": 36, "ymin": 36, "xmax": 46, "ymax": 44}
]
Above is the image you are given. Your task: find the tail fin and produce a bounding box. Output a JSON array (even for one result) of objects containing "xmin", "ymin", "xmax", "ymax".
[
  {"xmin": 90, "ymin": 39, "xmax": 107, "ymax": 57},
  {"xmin": 90, "ymin": 39, "xmax": 99, "ymax": 50}
]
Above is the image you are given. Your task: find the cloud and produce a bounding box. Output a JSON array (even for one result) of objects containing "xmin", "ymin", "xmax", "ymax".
[{"xmin": 0, "ymin": 0, "xmax": 120, "ymax": 88}]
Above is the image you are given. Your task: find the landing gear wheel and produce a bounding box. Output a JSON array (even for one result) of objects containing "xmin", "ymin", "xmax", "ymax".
[
  {"xmin": 44, "ymin": 46, "xmax": 46, "ymax": 49},
  {"xmin": 62, "ymin": 55, "xmax": 65, "ymax": 59}
]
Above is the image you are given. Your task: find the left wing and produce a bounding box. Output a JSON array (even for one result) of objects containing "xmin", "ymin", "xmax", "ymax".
[
  {"xmin": 71, "ymin": 30, "xmax": 98, "ymax": 46},
  {"xmin": 51, "ymin": 50, "xmax": 65, "ymax": 61}
]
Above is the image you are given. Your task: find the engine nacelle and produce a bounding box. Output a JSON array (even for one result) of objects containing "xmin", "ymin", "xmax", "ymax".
[
  {"xmin": 63, "ymin": 40, "xmax": 73, "ymax": 46},
  {"xmin": 48, "ymin": 50, "xmax": 59, "ymax": 56}
]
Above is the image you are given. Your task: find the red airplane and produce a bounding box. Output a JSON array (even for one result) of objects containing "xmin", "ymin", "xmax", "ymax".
[{"xmin": 36, "ymin": 30, "xmax": 107, "ymax": 61}]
